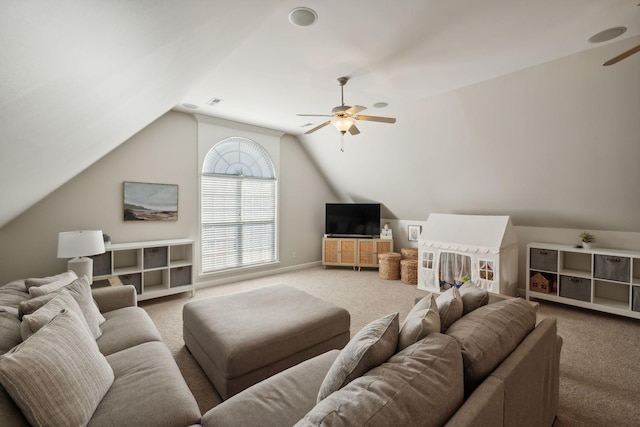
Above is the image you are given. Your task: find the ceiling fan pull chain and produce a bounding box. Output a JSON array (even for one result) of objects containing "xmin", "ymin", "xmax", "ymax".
[{"xmin": 340, "ymin": 133, "xmax": 345, "ymax": 152}]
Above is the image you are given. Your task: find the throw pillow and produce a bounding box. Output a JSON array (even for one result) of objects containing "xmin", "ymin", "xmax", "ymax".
[
  {"xmin": 459, "ymin": 281, "xmax": 489, "ymax": 315},
  {"xmin": 0, "ymin": 309, "xmax": 114, "ymax": 427},
  {"xmin": 436, "ymin": 287, "xmax": 463, "ymax": 332},
  {"xmin": 25, "ymin": 270, "xmax": 78, "ymax": 291},
  {"xmin": 60, "ymin": 276, "xmax": 106, "ymax": 339},
  {"xmin": 19, "ymin": 276, "xmax": 105, "ymax": 339},
  {"xmin": 300, "ymin": 333, "xmax": 464, "ymax": 427},
  {"xmin": 28, "ymin": 280, "xmax": 68, "ymax": 297},
  {"xmin": 18, "ymin": 292, "xmax": 58, "ymax": 319},
  {"xmin": 397, "ymin": 293, "xmax": 440, "ymax": 351},
  {"xmin": 317, "ymin": 312, "xmax": 399, "ymax": 402},
  {"xmin": 20, "ymin": 289, "xmax": 91, "ymax": 340}
]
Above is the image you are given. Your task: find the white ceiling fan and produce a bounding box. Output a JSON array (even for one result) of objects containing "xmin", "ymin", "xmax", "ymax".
[{"xmin": 297, "ymin": 77, "xmax": 396, "ymax": 136}]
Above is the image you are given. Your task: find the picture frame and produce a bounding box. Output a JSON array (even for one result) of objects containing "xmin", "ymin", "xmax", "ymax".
[
  {"xmin": 408, "ymin": 225, "xmax": 421, "ymax": 242},
  {"xmin": 123, "ymin": 182, "xmax": 178, "ymax": 221}
]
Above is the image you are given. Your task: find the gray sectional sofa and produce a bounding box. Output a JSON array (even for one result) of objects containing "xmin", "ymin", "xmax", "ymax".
[
  {"xmin": 202, "ymin": 290, "xmax": 562, "ymax": 427},
  {"xmin": 0, "ymin": 272, "xmax": 201, "ymax": 427},
  {"xmin": 1, "ymin": 271, "xmax": 561, "ymax": 427}
]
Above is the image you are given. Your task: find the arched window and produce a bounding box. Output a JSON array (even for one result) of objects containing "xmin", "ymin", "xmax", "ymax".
[{"xmin": 201, "ymin": 137, "xmax": 277, "ymax": 274}]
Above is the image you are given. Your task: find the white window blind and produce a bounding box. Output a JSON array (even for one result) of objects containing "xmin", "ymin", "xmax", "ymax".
[{"xmin": 201, "ymin": 137, "xmax": 277, "ymax": 274}]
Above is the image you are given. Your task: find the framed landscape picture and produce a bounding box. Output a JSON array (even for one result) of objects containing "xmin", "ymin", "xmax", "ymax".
[{"xmin": 123, "ymin": 182, "xmax": 178, "ymax": 221}]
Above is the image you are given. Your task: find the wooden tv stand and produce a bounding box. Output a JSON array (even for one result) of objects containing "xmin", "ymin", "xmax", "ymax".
[{"xmin": 322, "ymin": 237, "xmax": 393, "ymax": 270}]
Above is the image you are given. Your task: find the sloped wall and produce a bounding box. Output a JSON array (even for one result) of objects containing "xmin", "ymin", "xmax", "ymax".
[
  {"xmin": 301, "ymin": 38, "xmax": 640, "ymax": 232},
  {"xmin": 0, "ymin": 111, "xmax": 338, "ymax": 285}
]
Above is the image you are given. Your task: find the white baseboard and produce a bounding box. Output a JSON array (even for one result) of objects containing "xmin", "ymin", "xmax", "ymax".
[{"xmin": 194, "ymin": 261, "xmax": 322, "ymax": 290}]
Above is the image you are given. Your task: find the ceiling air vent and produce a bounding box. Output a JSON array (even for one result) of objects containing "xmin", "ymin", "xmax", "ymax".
[{"xmin": 206, "ymin": 97, "xmax": 223, "ymax": 106}]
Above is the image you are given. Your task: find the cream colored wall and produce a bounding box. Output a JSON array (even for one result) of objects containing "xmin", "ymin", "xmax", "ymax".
[
  {"xmin": 0, "ymin": 111, "xmax": 338, "ymax": 285},
  {"xmin": 301, "ymin": 39, "xmax": 640, "ymax": 232}
]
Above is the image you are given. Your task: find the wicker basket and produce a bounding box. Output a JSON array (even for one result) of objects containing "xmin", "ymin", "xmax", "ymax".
[
  {"xmin": 400, "ymin": 247, "xmax": 418, "ymax": 260},
  {"xmin": 378, "ymin": 252, "xmax": 401, "ymax": 280},
  {"xmin": 401, "ymin": 259, "xmax": 418, "ymax": 285}
]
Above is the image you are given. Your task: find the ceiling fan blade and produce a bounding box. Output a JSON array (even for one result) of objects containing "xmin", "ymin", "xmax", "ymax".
[
  {"xmin": 348, "ymin": 124, "xmax": 360, "ymax": 135},
  {"xmin": 297, "ymin": 114, "xmax": 332, "ymax": 117},
  {"xmin": 304, "ymin": 120, "xmax": 331, "ymax": 134},
  {"xmin": 354, "ymin": 115, "xmax": 397, "ymax": 124},
  {"xmin": 603, "ymin": 43, "xmax": 640, "ymax": 66},
  {"xmin": 345, "ymin": 105, "xmax": 366, "ymax": 115}
]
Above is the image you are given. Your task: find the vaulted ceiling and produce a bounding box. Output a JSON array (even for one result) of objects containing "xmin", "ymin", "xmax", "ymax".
[{"xmin": 1, "ymin": 1, "xmax": 639, "ymax": 229}]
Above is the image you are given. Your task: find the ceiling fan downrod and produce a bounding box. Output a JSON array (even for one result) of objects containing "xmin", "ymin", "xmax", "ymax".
[{"xmin": 338, "ymin": 76, "xmax": 348, "ymax": 107}]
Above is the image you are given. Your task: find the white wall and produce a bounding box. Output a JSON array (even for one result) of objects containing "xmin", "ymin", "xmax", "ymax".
[
  {"xmin": 0, "ymin": 111, "xmax": 338, "ymax": 285},
  {"xmin": 302, "ymin": 39, "xmax": 640, "ymax": 232}
]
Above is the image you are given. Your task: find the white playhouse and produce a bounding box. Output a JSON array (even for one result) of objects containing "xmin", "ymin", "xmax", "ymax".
[{"xmin": 417, "ymin": 213, "xmax": 519, "ymax": 296}]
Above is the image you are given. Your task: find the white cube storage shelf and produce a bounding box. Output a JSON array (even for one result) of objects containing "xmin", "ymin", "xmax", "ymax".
[
  {"xmin": 526, "ymin": 242, "xmax": 640, "ymax": 319},
  {"xmin": 92, "ymin": 239, "xmax": 194, "ymax": 301}
]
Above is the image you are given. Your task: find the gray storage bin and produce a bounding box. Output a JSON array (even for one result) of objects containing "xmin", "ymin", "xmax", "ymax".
[
  {"xmin": 91, "ymin": 251, "xmax": 112, "ymax": 276},
  {"xmin": 559, "ymin": 276, "xmax": 591, "ymax": 302},
  {"xmin": 530, "ymin": 248, "xmax": 558, "ymax": 272},
  {"xmin": 144, "ymin": 246, "xmax": 168, "ymax": 269},
  {"xmin": 119, "ymin": 273, "xmax": 142, "ymax": 294},
  {"xmin": 170, "ymin": 266, "xmax": 192, "ymax": 288},
  {"xmin": 633, "ymin": 286, "xmax": 640, "ymax": 312},
  {"xmin": 594, "ymin": 255, "xmax": 630, "ymax": 282}
]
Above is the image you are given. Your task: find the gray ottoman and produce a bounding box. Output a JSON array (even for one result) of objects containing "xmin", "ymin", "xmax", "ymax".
[{"xmin": 183, "ymin": 284, "xmax": 351, "ymax": 399}]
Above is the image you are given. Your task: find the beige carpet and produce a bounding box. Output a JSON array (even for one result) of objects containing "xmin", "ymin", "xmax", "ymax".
[{"xmin": 139, "ymin": 266, "xmax": 640, "ymax": 426}]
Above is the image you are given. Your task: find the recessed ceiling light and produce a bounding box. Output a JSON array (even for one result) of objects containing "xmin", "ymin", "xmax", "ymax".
[
  {"xmin": 182, "ymin": 103, "xmax": 198, "ymax": 109},
  {"xmin": 588, "ymin": 27, "xmax": 627, "ymax": 44},
  {"xmin": 288, "ymin": 7, "xmax": 317, "ymax": 27},
  {"xmin": 373, "ymin": 102, "xmax": 388, "ymax": 108}
]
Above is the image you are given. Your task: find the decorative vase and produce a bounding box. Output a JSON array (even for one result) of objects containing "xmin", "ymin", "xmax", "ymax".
[{"xmin": 582, "ymin": 242, "xmax": 592, "ymax": 250}]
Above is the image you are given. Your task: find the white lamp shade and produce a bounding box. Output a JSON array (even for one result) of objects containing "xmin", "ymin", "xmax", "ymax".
[{"xmin": 57, "ymin": 230, "xmax": 105, "ymax": 258}]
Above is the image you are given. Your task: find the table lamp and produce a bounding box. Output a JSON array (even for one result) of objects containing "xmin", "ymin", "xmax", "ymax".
[{"xmin": 57, "ymin": 230, "xmax": 105, "ymax": 283}]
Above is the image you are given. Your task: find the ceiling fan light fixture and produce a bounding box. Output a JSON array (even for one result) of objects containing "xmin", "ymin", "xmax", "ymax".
[
  {"xmin": 288, "ymin": 7, "xmax": 318, "ymax": 27},
  {"xmin": 332, "ymin": 116, "xmax": 355, "ymax": 133}
]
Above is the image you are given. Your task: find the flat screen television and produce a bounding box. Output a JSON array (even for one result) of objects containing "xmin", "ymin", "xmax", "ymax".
[{"xmin": 325, "ymin": 203, "xmax": 381, "ymax": 238}]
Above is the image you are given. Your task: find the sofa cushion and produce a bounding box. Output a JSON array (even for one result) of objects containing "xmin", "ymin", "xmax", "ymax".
[
  {"xmin": 317, "ymin": 312, "xmax": 399, "ymax": 402},
  {"xmin": 0, "ymin": 309, "xmax": 114, "ymax": 427},
  {"xmin": 298, "ymin": 333, "xmax": 464, "ymax": 427},
  {"xmin": 20, "ymin": 289, "xmax": 91, "ymax": 340},
  {"xmin": 436, "ymin": 286, "xmax": 463, "ymax": 332},
  {"xmin": 0, "ymin": 281, "xmax": 30, "ymax": 324},
  {"xmin": 0, "ymin": 313, "xmax": 21, "ymax": 356},
  {"xmin": 398, "ymin": 293, "xmax": 440, "ymax": 351},
  {"xmin": 445, "ymin": 297, "xmax": 536, "ymax": 393},
  {"xmin": 203, "ymin": 350, "xmax": 340, "ymax": 427},
  {"xmin": 96, "ymin": 307, "xmax": 162, "ymax": 356},
  {"xmin": 458, "ymin": 281, "xmax": 489, "ymax": 315},
  {"xmin": 0, "ymin": 286, "xmax": 29, "ymax": 312},
  {"xmin": 89, "ymin": 341, "xmax": 201, "ymax": 427}
]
